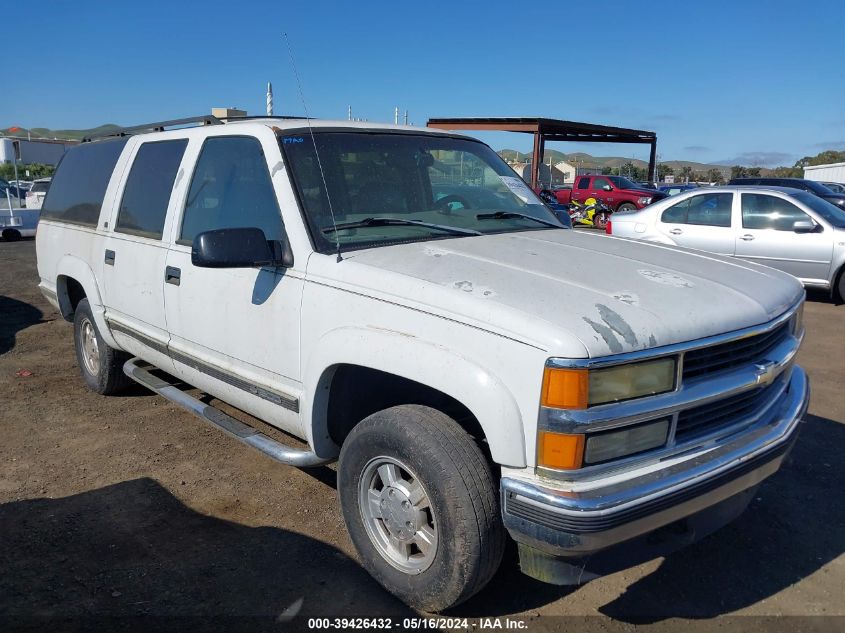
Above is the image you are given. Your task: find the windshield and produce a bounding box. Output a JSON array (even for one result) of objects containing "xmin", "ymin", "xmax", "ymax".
[
  {"xmin": 795, "ymin": 191, "xmax": 845, "ymax": 228},
  {"xmin": 280, "ymin": 131, "xmax": 565, "ymax": 253},
  {"xmin": 608, "ymin": 176, "xmax": 639, "ymax": 189}
]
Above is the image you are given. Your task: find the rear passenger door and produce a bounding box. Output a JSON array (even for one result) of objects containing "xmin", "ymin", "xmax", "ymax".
[
  {"xmin": 735, "ymin": 192, "xmax": 833, "ymax": 282},
  {"xmin": 655, "ymin": 191, "xmax": 735, "ymax": 255},
  {"xmin": 162, "ymin": 134, "xmax": 304, "ymax": 433},
  {"xmin": 101, "ymin": 137, "xmax": 188, "ymax": 369}
]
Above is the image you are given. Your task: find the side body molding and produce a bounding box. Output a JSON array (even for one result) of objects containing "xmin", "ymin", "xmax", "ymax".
[{"xmin": 302, "ymin": 326, "xmax": 527, "ymax": 468}]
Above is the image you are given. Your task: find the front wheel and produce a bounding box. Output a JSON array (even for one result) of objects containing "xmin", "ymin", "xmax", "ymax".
[
  {"xmin": 616, "ymin": 202, "xmax": 637, "ymax": 213},
  {"xmin": 338, "ymin": 405, "xmax": 505, "ymax": 612},
  {"xmin": 593, "ymin": 211, "xmax": 610, "ymax": 230},
  {"xmin": 2, "ymin": 229, "xmax": 22, "ymax": 241}
]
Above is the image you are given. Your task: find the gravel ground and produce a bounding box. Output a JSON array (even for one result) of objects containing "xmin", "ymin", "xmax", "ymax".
[{"xmin": 1, "ymin": 238, "xmax": 842, "ymax": 631}]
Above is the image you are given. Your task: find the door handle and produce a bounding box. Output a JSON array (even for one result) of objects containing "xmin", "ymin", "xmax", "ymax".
[
  {"xmin": 740, "ymin": 234, "xmax": 755, "ymax": 241},
  {"xmin": 669, "ymin": 228, "xmax": 682, "ymax": 235},
  {"xmin": 104, "ymin": 249, "xmax": 115, "ymax": 265},
  {"xmin": 165, "ymin": 266, "xmax": 181, "ymax": 286}
]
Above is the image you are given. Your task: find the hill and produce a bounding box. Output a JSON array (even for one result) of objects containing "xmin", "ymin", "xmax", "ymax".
[
  {"xmin": 1, "ymin": 124, "xmax": 121, "ymax": 141},
  {"xmin": 497, "ymin": 148, "xmax": 738, "ymax": 178}
]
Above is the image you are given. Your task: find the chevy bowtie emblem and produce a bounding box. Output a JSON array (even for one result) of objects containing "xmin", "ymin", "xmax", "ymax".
[{"xmin": 754, "ymin": 360, "xmax": 778, "ymax": 386}]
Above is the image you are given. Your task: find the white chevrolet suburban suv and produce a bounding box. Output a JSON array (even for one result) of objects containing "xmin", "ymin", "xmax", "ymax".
[{"xmin": 36, "ymin": 116, "xmax": 809, "ymax": 611}]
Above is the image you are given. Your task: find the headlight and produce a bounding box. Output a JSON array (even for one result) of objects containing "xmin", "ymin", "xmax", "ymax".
[
  {"xmin": 537, "ymin": 418, "xmax": 670, "ymax": 470},
  {"xmin": 637, "ymin": 196, "xmax": 652, "ymax": 206},
  {"xmin": 541, "ymin": 357, "xmax": 677, "ymax": 409},
  {"xmin": 584, "ymin": 418, "xmax": 670, "ymax": 464}
]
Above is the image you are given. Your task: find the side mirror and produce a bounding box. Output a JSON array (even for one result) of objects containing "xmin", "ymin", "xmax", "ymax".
[
  {"xmin": 192, "ymin": 227, "xmax": 294, "ymax": 268},
  {"xmin": 792, "ymin": 220, "xmax": 817, "ymax": 233},
  {"xmin": 602, "ymin": 184, "xmax": 613, "ymax": 191}
]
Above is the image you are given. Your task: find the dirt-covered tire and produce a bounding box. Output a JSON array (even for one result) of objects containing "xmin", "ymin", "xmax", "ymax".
[
  {"xmin": 616, "ymin": 202, "xmax": 637, "ymax": 213},
  {"xmin": 2, "ymin": 229, "xmax": 22, "ymax": 241},
  {"xmin": 73, "ymin": 298, "xmax": 131, "ymax": 395},
  {"xmin": 338, "ymin": 405, "xmax": 505, "ymax": 612}
]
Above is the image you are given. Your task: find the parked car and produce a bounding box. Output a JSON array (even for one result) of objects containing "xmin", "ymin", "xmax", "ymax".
[
  {"xmin": 821, "ymin": 181, "xmax": 845, "ymax": 194},
  {"xmin": 9, "ymin": 180, "xmax": 33, "ymax": 191},
  {"xmin": 637, "ymin": 181, "xmax": 658, "ymax": 190},
  {"xmin": 729, "ymin": 177, "xmax": 845, "ymax": 210},
  {"xmin": 0, "ymin": 206, "xmax": 39, "ymax": 240},
  {"xmin": 0, "ymin": 179, "xmax": 27, "ymax": 206},
  {"xmin": 25, "ymin": 177, "xmax": 51, "ymax": 210},
  {"xmin": 551, "ymin": 174, "xmax": 668, "ymax": 211},
  {"xmin": 607, "ymin": 185, "xmax": 845, "ymax": 299},
  {"xmin": 659, "ymin": 183, "xmax": 699, "ymax": 196},
  {"xmin": 36, "ymin": 118, "xmax": 808, "ymax": 611}
]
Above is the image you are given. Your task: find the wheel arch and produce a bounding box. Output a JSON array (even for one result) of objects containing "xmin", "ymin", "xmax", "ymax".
[
  {"xmin": 302, "ymin": 327, "xmax": 527, "ymax": 468},
  {"xmin": 55, "ymin": 255, "xmax": 118, "ymax": 348}
]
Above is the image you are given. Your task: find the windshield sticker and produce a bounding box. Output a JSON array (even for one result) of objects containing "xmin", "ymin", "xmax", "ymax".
[
  {"xmin": 499, "ymin": 176, "xmax": 535, "ymax": 203},
  {"xmin": 283, "ymin": 136, "xmax": 305, "ymax": 144}
]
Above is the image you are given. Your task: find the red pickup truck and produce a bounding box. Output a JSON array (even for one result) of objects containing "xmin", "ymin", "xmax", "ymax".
[{"xmin": 551, "ymin": 175, "xmax": 667, "ymax": 211}]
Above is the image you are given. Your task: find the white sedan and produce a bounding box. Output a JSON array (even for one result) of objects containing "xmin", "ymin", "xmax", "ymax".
[{"xmin": 606, "ymin": 185, "xmax": 845, "ymax": 300}]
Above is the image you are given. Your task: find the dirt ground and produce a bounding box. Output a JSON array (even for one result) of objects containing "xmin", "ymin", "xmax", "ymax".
[{"xmin": 1, "ymin": 238, "xmax": 843, "ymax": 632}]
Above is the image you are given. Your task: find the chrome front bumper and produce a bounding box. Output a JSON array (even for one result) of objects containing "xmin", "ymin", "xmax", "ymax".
[{"xmin": 502, "ymin": 366, "xmax": 809, "ymax": 568}]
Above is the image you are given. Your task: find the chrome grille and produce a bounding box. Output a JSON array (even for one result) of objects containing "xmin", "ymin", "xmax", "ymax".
[
  {"xmin": 675, "ymin": 380, "xmax": 782, "ymax": 441},
  {"xmin": 682, "ymin": 321, "xmax": 791, "ymax": 380}
]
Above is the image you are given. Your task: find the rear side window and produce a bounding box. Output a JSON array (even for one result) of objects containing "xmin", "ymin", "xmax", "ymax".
[
  {"xmin": 179, "ymin": 136, "xmax": 282, "ymax": 245},
  {"xmin": 741, "ymin": 193, "xmax": 811, "ymax": 230},
  {"xmin": 41, "ymin": 138, "xmax": 128, "ymax": 226},
  {"xmin": 115, "ymin": 140, "xmax": 187, "ymax": 239},
  {"xmin": 661, "ymin": 192, "xmax": 733, "ymax": 227}
]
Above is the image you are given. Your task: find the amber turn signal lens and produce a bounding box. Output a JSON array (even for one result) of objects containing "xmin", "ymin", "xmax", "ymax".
[
  {"xmin": 541, "ymin": 367, "xmax": 589, "ymax": 409},
  {"xmin": 538, "ymin": 431, "xmax": 585, "ymax": 470}
]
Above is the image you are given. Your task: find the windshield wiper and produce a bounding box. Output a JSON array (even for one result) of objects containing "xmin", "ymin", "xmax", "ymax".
[
  {"xmin": 475, "ymin": 211, "xmax": 562, "ymax": 229},
  {"xmin": 322, "ymin": 216, "xmax": 482, "ymax": 236}
]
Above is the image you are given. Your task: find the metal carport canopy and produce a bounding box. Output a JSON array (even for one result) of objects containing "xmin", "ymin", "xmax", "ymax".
[{"xmin": 426, "ymin": 117, "xmax": 658, "ymax": 189}]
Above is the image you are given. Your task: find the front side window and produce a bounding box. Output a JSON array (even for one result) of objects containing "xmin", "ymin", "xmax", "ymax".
[
  {"xmin": 180, "ymin": 136, "xmax": 283, "ymax": 245},
  {"xmin": 281, "ymin": 132, "xmax": 563, "ymax": 253},
  {"xmin": 115, "ymin": 139, "xmax": 187, "ymax": 239},
  {"xmin": 592, "ymin": 177, "xmax": 612, "ymax": 190},
  {"xmin": 661, "ymin": 192, "xmax": 732, "ymax": 227},
  {"xmin": 741, "ymin": 193, "xmax": 812, "ymax": 230}
]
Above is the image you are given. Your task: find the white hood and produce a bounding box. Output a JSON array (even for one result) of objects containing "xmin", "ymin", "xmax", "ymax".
[{"xmin": 310, "ymin": 229, "xmax": 803, "ymax": 358}]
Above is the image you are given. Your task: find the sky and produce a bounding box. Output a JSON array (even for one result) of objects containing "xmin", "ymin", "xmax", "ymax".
[{"xmin": 4, "ymin": 0, "xmax": 845, "ymax": 167}]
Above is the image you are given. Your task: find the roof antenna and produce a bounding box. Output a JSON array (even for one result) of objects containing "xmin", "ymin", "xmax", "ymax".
[{"xmin": 283, "ymin": 32, "xmax": 343, "ymax": 262}]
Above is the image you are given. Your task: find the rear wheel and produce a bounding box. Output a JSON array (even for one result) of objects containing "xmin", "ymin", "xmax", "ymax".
[
  {"xmin": 616, "ymin": 202, "xmax": 637, "ymax": 213},
  {"xmin": 73, "ymin": 298, "xmax": 131, "ymax": 394},
  {"xmin": 2, "ymin": 229, "xmax": 21, "ymax": 241},
  {"xmin": 338, "ymin": 405, "xmax": 505, "ymax": 612}
]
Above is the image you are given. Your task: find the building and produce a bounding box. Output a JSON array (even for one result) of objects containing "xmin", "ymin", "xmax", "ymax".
[
  {"xmin": 804, "ymin": 161, "xmax": 845, "ymax": 185},
  {"xmin": 0, "ymin": 137, "xmax": 75, "ymax": 166}
]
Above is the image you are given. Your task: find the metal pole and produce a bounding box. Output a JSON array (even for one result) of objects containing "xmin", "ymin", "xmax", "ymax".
[
  {"xmin": 648, "ymin": 140, "xmax": 657, "ymax": 182},
  {"xmin": 394, "ymin": 107, "xmax": 399, "ymax": 125}
]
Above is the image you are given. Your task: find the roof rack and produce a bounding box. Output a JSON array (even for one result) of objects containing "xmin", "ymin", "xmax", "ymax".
[{"xmin": 81, "ymin": 115, "xmax": 224, "ymax": 142}]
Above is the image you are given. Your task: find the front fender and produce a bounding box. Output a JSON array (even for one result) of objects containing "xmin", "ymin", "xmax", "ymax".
[
  {"xmin": 56, "ymin": 254, "xmax": 118, "ymax": 349},
  {"xmin": 302, "ymin": 326, "xmax": 527, "ymax": 468}
]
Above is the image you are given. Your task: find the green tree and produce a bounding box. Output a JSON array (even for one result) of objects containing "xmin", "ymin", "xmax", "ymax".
[
  {"xmin": 679, "ymin": 166, "xmax": 694, "ymax": 182},
  {"xmin": 730, "ymin": 165, "xmax": 748, "ymax": 179},
  {"xmin": 707, "ymin": 168, "xmax": 725, "ymax": 184},
  {"xmin": 747, "ymin": 167, "xmax": 761, "ymax": 177},
  {"xmin": 657, "ymin": 164, "xmax": 674, "ymax": 179},
  {"xmin": 795, "ymin": 150, "xmax": 845, "ymax": 168}
]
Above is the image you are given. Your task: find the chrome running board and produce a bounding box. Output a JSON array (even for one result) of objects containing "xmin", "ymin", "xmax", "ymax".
[{"xmin": 123, "ymin": 357, "xmax": 332, "ymax": 468}]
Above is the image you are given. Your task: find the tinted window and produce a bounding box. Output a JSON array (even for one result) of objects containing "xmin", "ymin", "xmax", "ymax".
[
  {"xmin": 180, "ymin": 136, "xmax": 282, "ymax": 244},
  {"xmin": 577, "ymin": 177, "xmax": 591, "ymax": 189},
  {"xmin": 41, "ymin": 138, "xmax": 128, "ymax": 226},
  {"xmin": 31, "ymin": 181, "xmax": 50, "ymax": 193},
  {"xmin": 661, "ymin": 192, "xmax": 732, "ymax": 227},
  {"xmin": 592, "ymin": 177, "xmax": 612, "ymax": 190},
  {"xmin": 742, "ymin": 193, "xmax": 812, "ymax": 230},
  {"xmin": 115, "ymin": 140, "xmax": 187, "ymax": 239},
  {"xmin": 793, "ymin": 191, "xmax": 845, "ymax": 228}
]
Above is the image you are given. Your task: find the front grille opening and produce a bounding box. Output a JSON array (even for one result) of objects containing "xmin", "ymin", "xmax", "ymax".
[
  {"xmin": 675, "ymin": 380, "xmax": 782, "ymax": 442},
  {"xmin": 682, "ymin": 322, "xmax": 790, "ymax": 381}
]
